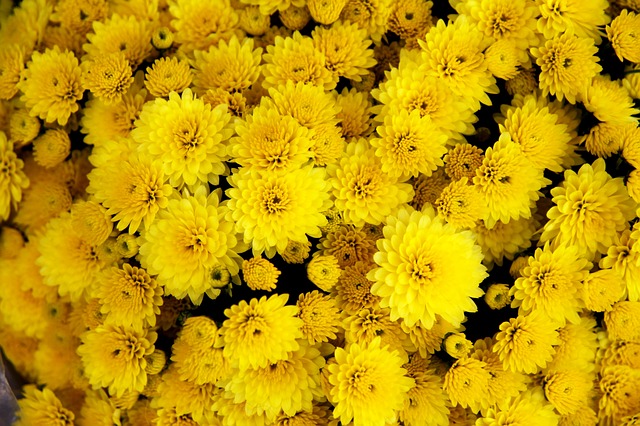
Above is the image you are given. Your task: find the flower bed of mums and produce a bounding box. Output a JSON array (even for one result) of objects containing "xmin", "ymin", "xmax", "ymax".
[{"xmin": 2, "ymin": 0, "xmax": 640, "ymax": 425}]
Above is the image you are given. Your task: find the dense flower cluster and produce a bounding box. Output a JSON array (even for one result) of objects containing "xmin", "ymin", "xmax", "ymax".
[{"xmin": 2, "ymin": 0, "xmax": 640, "ymax": 425}]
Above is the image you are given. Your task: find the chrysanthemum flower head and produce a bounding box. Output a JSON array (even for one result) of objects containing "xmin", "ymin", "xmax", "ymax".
[
  {"xmin": 369, "ymin": 206, "xmax": 487, "ymax": 329},
  {"xmin": 308, "ymin": 0, "xmax": 347, "ymax": 25},
  {"xmin": 536, "ymin": 0, "xmax": 610, "ymax": 42},
  {"xmin": 0, "ymin": 132, "xmax": 29, "ymax": 221},
  {"xmin": 336, "ymin": 87, "xmax": 372, "ymax": 140},
  {"xmin": 243, "ymin": 257, "xmax": 280, "ymax": 291},
  {"xmin": 444, "ymin": 143, "xmax": 484, "ymax": 181},
  {"xmin": 83, "ymin": 14, "xmax": 152, "ymax": 68},
  {"xmin": 388, "ymin": 0, "xmax": 434, "ymax": 42},
  {"xmin": 505, "ymin": 67, "xmax": 537, "ymax": 96},
  {"xmin": 473, "ymin": 133, "xmax": 549, "ymax": 229},
  {"xmin": 399, "ymin": 353, "xmax": 449, "ymax": 426},
  {"xmin": 144, "ymin": 56, "xmax": 192, "ymax": 98},
  {"xmin": 579, "ymin": 74, "xmax": 640, "ymax": 126},
  {"xmin": 18, "ymin": 46, "xmax": 83, "ymax": 125},
  {"xmin": 328, "ymin": 337, "xmax": 414, "ymax": 426},
  {"xmin": 281, "ymin": 239, "xmax": 311, "ymax": 264},
  {"xmin": 191, "ymin": 35, "xmax": 262, "ymax": 94},
  {"xmin": 9, "ymin": 108, "xmax": 40, "ymax": 148},
  {"xmin": 220, "ymin": 293, "xmax": 303, "ymax": 370},
  {"xmin": 309, "ymin": 123, "xmax": 345, "ymax": 167},
  {"xmin": 226, "ymin": 166, "xmax": 331, "ymax": 258},
  {"xmin": 607, "ymin": 9, "xmax": 640, "ymax": 63},
  {"xmin": 530, "ymin": 33, "xmax": 602, "ymax": 104},
  {"xmin": 138, "ymin": 186, "xmax": 242, "ymax": 304},
  {"xmin": 540, "ymin": 158, "xmax": 637, "ymax": 261},
  {"xmin": 168, "ymin": 0, "xmax": 239, "ymax": 53},
  {"xmin": 81, "ymin": 51, "xmax": 133, "ymax": 104},
  {"xmin": 343, "ymin": 306, "xmax": 413, "ymax": 358},
  {"xmin": 476, "ymin": 387, "xmax": 559, "ymax": 426},
  {"xmin": 485, "ymin": 283, "xmax": 512, "ymax": 310},
  {"xmin": 69, "ymin": 200, "xmax": 112, "ymax": 246},
  {"xmin": 151, "ymin": 27, "xmax": 174, "ymax": 50},
  {"xmin": 543, "ymin": 369, "xmax": 592, "ymax": 415},
  {"xmin": 296, "ymin": 290, "xmax": 341, "ymax": 344},
  {"xmin": 484, "ymin": 39, "xmax": 523, "ymax": 80},
  {"xmin": 493, "ymin": 312, "xmax": 560, "ymax": 374},
  {"xmin": 582, "ymin": 269, "xmax": 625, "ymax": 312},
  {"xmin": 133, "ymin": 88, "xmax": 233, "ymax": 187},
  {"xmin": 547, "ymin": 315, "xmax": 597, "ymax": 374},
  {"xmin": 15, "ymin": 385, "xmax": 75, "ymax": 426},
  {"xmin": 280, "ymin": 5, "xmax": 311, "ymax": 30},
  {"xmin": 599, "ymin": 365, "xmax": 640, "ymax": 422},
  {"xmin": 77, "ymin": 324, "xmax": 157, "ymax": 397},
  {"xmin": 0, "ymin": 44, "xmax": 25, "ymax": 100},
  {"xmin": 436, "ymin": 177, "xmax": 486, "ymax": 230},
  {"xmin": 443, "ymin": 356, "xmax": 491, "ymax": 410},
  {"xmin": 444, "ymin": 332, "xmax": 473, "ymax": 359},
  {"xmin": 267, "ymin": 80, "xmax": 341, "ymax": 130},
  {"xmin": 239, "ymin": 6, "xmax": 270, "ymax": 36},
  {"xmin": 332, "ymin": 260, "xmax": 380, "ymax": 315},
  {"xmin": 584, "ymin": 122, "xmax": 626, "ymax": 158},
  {"xmin": 32, "ymin": 129, "xmax": 71, "ymax": 169},
  {"xmin": 605, "ymin": 301, "xmax": 640, "ymax": 341}
]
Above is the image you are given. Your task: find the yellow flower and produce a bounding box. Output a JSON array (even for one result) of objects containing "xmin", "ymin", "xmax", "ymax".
[
  {"xmin": 32, "ymin": 129, "xmax": 71, "ymax": 168},
  {"xmin": 296, "ymin": 290, "xmax": 341, "ymax": 344},
  {"xmin": 473, "ymin": 133, "xmax": 550, "ymax": 229},
  {"xmin": 34, "ymin": 327, "xmax": 83, "ymax": 390},
  {"xmin": 281, "ymin": 239, "xmax": 311, "ymax": 264},
  {"xmin": 229, "ymin": 104, "xmax": 313, "ymax": 173},
  {"xmin": 81, "ymin": 52, "xmax": 133, "ymax": 104},
  {"xmin": 327, "ymin": 138, "xmax": 414, "ymax": 227},
  {"xmin": 138, "ymin": 186, "xmax": 242, "ymax": 304},
  {"xmin": 371, "ymin": 110, "xmax": 447, "ymax": 180},
  {"xmin": 343, "ymin": 306, "xmax": 412, "ymax": 357},
  {"xmin": 582, "ymin": 269, "xmax": 625, "ymax": 312},
  {"xmin": 484, "ymin": 39, "xmax": 523, "ymax": 80},
  {"xmin": 511, "ymin": 243, "xmax": 591, "ymax": 325},
  {"xmin": 145, "ymin": 349, "xmax": 166, "ymax": 375},
  {"xmin": 536, "ymin": 0, "xmax": 610, "ymax": 42},
  {"xmin": 599, "ymin": 365, "xmax": 640, "ymax": 422},
  {"xmin": 309, "ymin": 123, "xmax": 345, "ymax": 167},
  {"xmin": 225, "ymin": 340, "xmax": 325, "ymax": 421},
  {"xmin": 388, "ymin": 0, "xmax": 434, "ymax": 41},
  {"xmin": 329, "ymin": 337, "xmax": 414, "ymax": 426},
  {"xmin": 547, "ymin": 315, "xmax": 597, "ymax": 373},
  {"xmin": 97, "ymin": 263, "xmax": 163, "ymax": 330},
  {"xmin": 220, "ymin": 294, "xmax": 303, "ymax": 370},
  {"xmin": 505, "ymin": 67, "xmax": 537, "ymax": 96},
  {"xmin": 436, "ymin": 177, "xmax": 486, "ymax": 230},
  {"xmin": 69, "ymin": 200, "xmax": 112, "ymax": 246},
  {"xmin": 144, "ymin": 57, "xmax": 192, "ymax": 98},
  {"xmin": 399, "ymin": 354, "xmax": 449, "ymax": 426},
  {"xmin": 584, "ymin": 122, "xmax": 626, "ymax": 158},
  {"xmin": 308, "ymin": 0, "xmax": 347, "ymax": 25},
  {"xmin": 339, "ymin": 0, "xmax": 393, "ymax": 42},
  {"xmin": 9, "ymin": 109, "xmax": 40, "ymax": 149},
  {"xmin": 87, "ymin": 154, "xmax": 172, "ymax": 234},
  {"xmin": 319, "ymin": 225, "xmax": 376, "ymax": 268},
  {"xmin": 607, "ymin": 9, "xmax": 640, "ymax": 63},
  {"xmin": 263, "ymin": 32, "xmax": 337, "ymax": 90},
  {"xmin": 312, "ymin": 21, "xmax": 376, "ymax": 82},
  {"xmin": 307, "ymin": 254, "xmax": 342, "ymax": 292},
  {"xmin": 226, "ymin": 166, "xmax": 331, "ymax": 258},
  {"xmin": 443, "ymin": 356, "xmax": 491, "ymax": 409},
  {"xmin": 444, "ymin": 332, "xmax": 473, "ymax": 359},
  {"xmin": 543, "ymin": 370, "xmax": 592, "ymax": 415},
  {"xmin": 202, "ymin": 88, "xmax": 248, "ymax": 117},
  {"xmin": 476, "ymin": 388, "xmax": 559, "ymax": 426},
  {"xmin": 243, "ymin": 257, "xmax": 280, "ymax": 291},
  {"xmin": 336, "ymin": 87, "xmax": 373, "ymax": 140},
  {"xmin": 408, "ymin": 169, "xmax": 450, "ymax": 211},
  {"xmin": 484, "ymin": 283, "xmax": 512, "ymax": 310},
  {"xmin": 83, "ymin": 14, "xmax": 153, "ymax": 68},
  {"xmin": 0, "ymin": 132, "xmax": 29, "ymax": 221},
  {"xmin": 419, "ymin": 16, "xmax": 497, "ymax": 110},
  {"xmin": 369, "ymin": 206, "xmax": 486, "ymax": 329},
  {"xmin": 0, "ymin": 44, "xmax": 24, "ymax": 100},
  {"xmin": 332, "ymin": 261, "xmax": 381, "ymax": 315},
  {"xmin": 132, "ymin": 88, "xmax": 233, "ymax": 187},
  {"xmin": 51, "ymin": 0, "xmax": 108, "ymax": 34},
  {"xmin": 580, "ymin": 74, "xmax": 640, "ymax": 126},
  {"xmin": 18, "ymin": 46, "xmax": 83, "ymax": 125},
  {"xmin": 170, "ymin": 0, "xmax": 239, "ymax": 52},
  {"xmin": 191, "ymin": 35, "xmax": 262, "ymax": 93},
  {"xmin": 541, "ymin": 158, "xmax": 636, "ymax": 261},
  {"xmin": 473, "ymin": 215, "xmax": 538, "ymax": 268},
  {"xmin": 15, "ymin": 385, "xmax": 74, "ymax": 426},
  {"xmin": 239, "ymin": 6, "xmax": 270, "ymax": 36},
  {"xmin": 493, "ymin": 312, "xmax": 560, "ymax": 374},
  {"xmin": 151, "ymin": 26, "xmax": 174, "ymax": 50},
  {"xmin": 605, "ymin": 301, "xmax": 640, "ymax": 341},
  {"xmin": 77, "ymin": 324, "xmax": 157, "ymax": 397},
  {"xmin": 530, "ymin": 33, "xmax": 602, "ymax": 104}
]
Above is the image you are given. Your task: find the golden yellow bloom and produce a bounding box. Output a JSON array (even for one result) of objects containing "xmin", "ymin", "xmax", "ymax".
[
  {"xmin": 226, "ymin": 166, "xmax": 330, "ymax": 258},
  {"xmin": 607, "ymin": 9, "xmax": 640, "ymax": 63},
  {"xmin": 484, "ymin": 39, "xmax": 522, "ymax": 80},
  {"xmin": 83, "ymin": 14, "xmax": 153, "ymax": 68},
  {"xmin": 144, "ymin": 57, "xmax": 192, "ymax": 98},
  {"xmin": 318, "ymin": 225, "xmax": 376, "ymax": 268},
  {"xmin": 309, "ymin": 123, "xmax": 345, "ymax": 167},
  {"xmin": 388, "ymin": 0, "xmax": 434, "ymax": 42},
  {"xmin": 308, "ymin": 0, "xmax": 347, "ymax": 24},
  {"xmin": 0, "ymin": 132, "xmax": 29, "ymax": 221},
  {"xmin": 474, "ymin": 215, "xmax": 538, "ymax": 268},
  {"xmin": 509, "ymin": 256, "xmax": 529, "ymax": 278},
  {"xmin": 151, "ymin": 26, "xmax": 174, "ymax": 50},
  {"xmin": 263, "ymin": 32, "xmax": 337, "ymax": 90},
  {"xmin": 239, "ymin": 6, "xmax": 270, "ymax": 36},
  {"xmin": 32, "ymin": 129, "xmax": 71, "ymax": 168},
  {"xmin": 213, "ymin": 393, "xmax": 268, "ymax": 426},
  {"xmin": 399, "ymin": 354, "xmax": 448, "ymax": 426},
  {"xmin": 220, "ymin": 294, "xmax": 303, "ymax": 370},
  {"xmin": 307, "ymin": 254, "xmax": 342, "ymax": 292},
  {"xmin": 605, "ymin": 301, "xmax": 640, "ymax": 341},
  {"xmin": 267, "ymin": 80, "xmax": 341, "ymax": 130},
  {"xmin": 243, "ymin": 257, "xmax": 280, "ymax": 291},
  {"xmin": 145, "ymin": 349, "xmax": 166, "ymax": 375},
  {"xmin": 547, "ymin": 315, "xmax": 597, "ymax": 374},
  {"xmin": 582, "ymin": 269, "xmax": 625, "ymax": 312},
  {"xmin": 505, "ymin": 67, "xmax": 537, "ymax": 96},
  {"xmin": 409, "ymin": 169, "xmax": 450, "ymax": 211},
  {"xmin": 15, "ymin": 386, "xmax": 74, "ymax": 426},
  {"xmin": 436, "ymin": 177, "xmax": 486, "ymax": 230},
  {"xmin": 69, "ymin": 200, "xmax": 112, "ymax": 246},
  {"xmin": 98, "ymin": 263, "xmax": 163, "ymax": 330},
  {"xmin": 281, "ymin": 239, "xmax": 311, "ymax": 264},
  {"xmin": 484, "ymin": 283, "xmax": 512, "ymax": 310},
  {"xmin": 296, "ymin": 290, "xmax": 341, "ymax": 344},
  {"xmin": 443, "ymin": 356, "xmax": 491, "ymax": 409},
  {"xmin": 329, "ymin": 337, "xmax": 414, "ymax": 426},
  {"xmin": 82, "ymin": 52, "xmax": 133, "ymax": 104},
  {"xmin": 444, "ymin": 332, "xmax": 473, "ymax": 359},
  {"xmin": 444, "ymin": 144, "xmax": 484, "ymax": 181},
  {"xmin": 530, "ymin": 33, "xmax": 602, "ymax": 104},
  {"xmin": 536, "ymin": 0, "xmax": 609, "ymax": 42},
  {"xmin": 580, "ymin": 74, "xmax": 640, "ymax": 126},
  {"xmin": 333, "ymin": 261, "xmax": 380, "ymax": 315},
  {"xmin": 543, "ymin": 370, "xmax": 592, "ymax": 415},
  {"xmin": 339, "ymin": 0, "xmax": 393, "ymax": 42},
  {"xmin": 493, "ymin": 312, "xmax": 559, "ymax": 374},
  {"xmin": 477, "ymin": 388, "xmax": 559, "ymax": 426},
  {"xmin": 0, "ymin": 44, "xmax": 24, "ymax": 100},
  {"xmin": 202, "ymin": 88, "xmax": 248, "ymax": 117},
  {"xmin": 138, "ymin": 187, "xmax": 242, "ymax": 304},
  {"xmin": 280, "ymin": 5, "xmax": 310, "ymax": 30},
  {"xmin": 8, "ymin": 109, "xmax": 39, "ymax": 149},
  {"xmin": 370, "ymin": 206, "xmax": 486, "ymax": 329},
  {"xmin": 192, "ymin": 35, "xmax": 262, "ymax": 94},
  {"xmin": 599, "ymin": 365, "xmax": 640, "ymax": 422},
  {"xmin": 336, "ymin": 87, "xmax": 372, "ymax": 140},
  {"xmin": 584, "ymin": 122, "xmax": 626, "ymax": 158},
  {"xmin": 132, "ymin": 88, "xmax": 233, "ymax": 187},
  {"xmin": 18, "ymin": 46, "xmax": 83, "ymax": 125},
  {"xmin": 78, "ymin": 324, "xmax": 157, "ymax": 397},
  {"xmin": 51, "ymin": 0, "xmax": 108, "ymax": 34}
]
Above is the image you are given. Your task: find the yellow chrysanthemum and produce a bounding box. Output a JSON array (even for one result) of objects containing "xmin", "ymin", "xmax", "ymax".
[
  {"xmin": 543, "ymin": 369, "xmax": 592, "ymax": 415},
  {"xmin": 388, "ymin": 0, "xmax": 434, "ymax": 42},
  {"xmin": 536, "ymin": 0, "xmax": 610, "ymax": 42},
  {"xmin": 473, "ymin": 214, "xmax": 538, "ymax": 268},
  {"xmin": 132, "ymin": 88, "xmax": 233, "ymax": 187},
  {"xmin": 263, "ymin": 32, "xmax": 337, "ymax": 90},
  {"xmin": 169, "ymin": 0, "xmax": 238, "ymax": 53},
  {"xmin": 87, "ymin": 154, "xmax": 173, "ymax": 234},
  {"xmin": 151, "ymin": 27, "xmax": 174, "ymax": 50},
  {"xmin": 239, "ymin": 6, "xmax": 270, "ymax": 36},
  {"xmin": 473, "ymin": 133, "xmax": 549, "ymax": 229},
  {"xmin": 229, "ymin": 104, "xmax": 313, "ymax": 174},
  {"xmin": 329, "ymin": 337, "xmax": 414, "ymax": 426},
  {"xmin": 511, "ymin": 243, "xmax": 591, "ymax": 325},
  {"xmin": 309, "ymin": 123, "xmax": 345, "ymax": 167},
  {"xmin": 81, "ymin": 51, "xmax": 133, "ymax": 104},
  {"xmin": 336, "ymin": 87, "xmax": 372, "ymax": 140},
  {"xmin": 580, "ymin": 74, "xmax": 640, "ymax": 126},
  {"xmin": 443, "ymin": 356, "xmax": 491, "ymax": 410},
  {"xmin": 607, "ymin": 9, "xmax": 640, "ymax": 63},
  {"xmin": 371, "ymin": 110, "xmax": 447, "ymax": 181},
  {"xmin": 444, "ymin": 332, "xmax": 473, "ymax": 359},
  {"xmin": 220, "ymin": 294, "xmax": 303, "ymax": 370},
  {"xmin": 419, "ymin": 16, "xmax": 497, "ymax": 110},
  {"xmin": 15, "ymin": 386, "xmax": 74, "ymax": 426},
  {"xmin": 0, "ymin": 132, "xmax": 29, "ymax": 221},
  {"xmin": 280, "ymin": 5, "xmax": 310, "ymax": 30},
  {"xmin": 144, "ymin": 57, "xmax": 192, "ymax": 98},
  {"xmin": 605, "ymin": 301, "xmax": 640, "ymax": 341},
  {"xmin": 485, "ymin": 283, "xmax": 512, "ymax": 310},
  {"xmin": 343, "ymin": 306, "xmax": 413, "ymax": 358},
  {"xmin": 138, "ymin": 187, "xmax": 242, "ymax": 304},
  {"xmin": 505, "ymin": 67, "xmax": 537, "ymax": 96},
  {"xmin": 8, "ymin": 108, "xmax": 40, "ymax": 148},
  {"xmin": 547, "ymin": 315, "xmax": 597, "ymax": 374},
  {"xmin": 399, "ymin": 354, "xmax": 449, "ymax": 426},
  {"xmin": 18, "ymin": 46, "xmax": 83, "ymax": 125},
  {"xmin": 444, "ymin": 143, "xmax": 484, "ymax": 182},
  {"xmin": 599, "ymin": 365, "xmax": 640, "ymax": 422},
  {"xmin": 606, "ymin": 226, "xmax": 640, "ymax": 301},
  {"xmin": 32, "ymin": 129, "xmax": 71, "ymax": 168},
  {"xmin": 243, "ymin": 257, "xmax": 280, "ymax": 291},
  {"xmin": 267, "ymin": 81, "xmax": 341, "ymax": 130},
  {"xmin": 281, "ymin": 239, "xmax": 311, "ymax": 264},
  {"xmin": 97, "ymin": 263, "xmax": 163, "ymax": 330},
  {"xmin": 369, "ymin": 206, "xmax": 487, "ymax": 328},
  {"xmin": 77, "ymin": 324, "xmax": 156, "ymax": 397},
  {"xmin": 339, "ymin": 0, "xmax": 393, "ymax": 42},
  {"xmin": 327, "ymin": 138, "xmax": 414, "ymax": 227},
  {"xmin": 476, "ymin": 388, "xmax": 559, "ymax": 426},
  {"xmin": 307, "ymin": 254, "xmax": 342, "ymax": 292},
  {"xmin": 226, "ymin": 166, "xmax": 331, "ymax": 258},
  {"xmin": 435, "ymin": 177, "xmax": 486, "ymax": 230},
  {"xmin": 540, "ymin": 158, "xmax": 637, "ymax": 261},
  {"xmin": 50, "ymin": 0, "xmax": 108, "ymax": 34},
  {"xmin": 296, "ymin": 290, "xmax": 341, "ymax": 344},
  {"xmin": 191, "ymin": 35, "xmax": 262, "ymax": 94},
  {"xmin": 318, "ymin": 225, "xmax": 376, "ymax": 268},
  {"xmin": 83, "ymin": 14, "xmax": 152, "ymax": 68},
  {"xmin": 584, "ymin": 122, "xmax": 626, "ymax": 158},
  {"xmin": 332, "ymin": 261, "xmax": 380, "ymax": 315},
  {"xmin": 308, "ymin": 0, "xmax": 347, "ymax": 25},
  {"xmin": 582, "ymin": 269, "xmax": 625, "ymax": 312},
  {"xmin": 493, "ymin": 312, "xmax": 560, "ymax": 374},
  {"xmin": 0, "ymin": 44, "xmax": 24, "ymax": 100},
  {"xmin": 202, "ymin": 88, "xmax": 248, "ymax": 117},
  {"xmin": 484, "ymin": 39, "xmax": 523, "ymax": 80},
  {"xmin": 226, "ymin": 340, "xmax": 325, "ymax": 421},
  {"xmin": 530, "ymin": 33, "xmax": 602, "ymax": 104}
]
